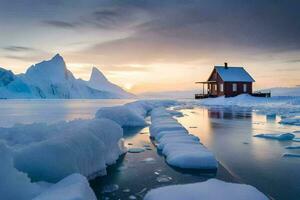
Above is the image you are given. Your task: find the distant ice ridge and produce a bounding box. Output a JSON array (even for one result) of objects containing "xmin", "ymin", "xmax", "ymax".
[
  {"xmin": 0, "ymin": 54, "xmax": 134, "ymax": 99},
  {"xmin": 150, "ymin": 107, "xmax": 218, "ymax": 169},
  {"xmin": 144, "ymin": 179, "xmax": 268, "ymax": 200}
]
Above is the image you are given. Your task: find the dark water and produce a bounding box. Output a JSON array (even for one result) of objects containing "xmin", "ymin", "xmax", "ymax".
[{"xmin": 90, "ymin": 124, "xmax": 235, "ymax": 200}]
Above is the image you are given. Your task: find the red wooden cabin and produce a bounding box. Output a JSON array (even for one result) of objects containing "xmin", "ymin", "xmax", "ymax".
[{"xmin": 195, "ymin": 63, "xmax": 255, "ymax": 98}]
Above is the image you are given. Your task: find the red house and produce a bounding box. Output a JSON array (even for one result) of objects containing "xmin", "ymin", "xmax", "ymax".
[{"xmin": 195, "ymin": 63, "xmax": 255, "ymax": 98}]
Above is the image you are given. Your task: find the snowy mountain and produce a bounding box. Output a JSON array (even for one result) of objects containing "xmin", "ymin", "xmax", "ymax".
[
  {"xmin": 88, "ymin": 67, "xmax": 135, "ymax": 98},
  {"xmin": 0, "ymin": 54, "xmax": 134, "ymax": 99}
]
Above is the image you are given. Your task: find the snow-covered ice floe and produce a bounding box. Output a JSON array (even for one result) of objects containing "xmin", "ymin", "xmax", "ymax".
[
  {"xmin": 150, "ymin": 107, "xmax": 217, "ymax": 169},
  {"xmin": 0, "ymin": 118, "xmax": 125, "ymax": 182},
  {"xmin": 33, "ymin": 174, "xmax": 96, "ymax": 200},
  {"xmin": 144, "ymin": 179, "xmax": 268, "ymax": 200},
  {"xmin": 253, "ymin": 133, "xmax": 295, "ymax": 141}
]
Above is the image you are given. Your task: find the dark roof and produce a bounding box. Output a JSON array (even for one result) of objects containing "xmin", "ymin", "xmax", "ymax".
[{"xmin": 214, "ymin": 66, "xmax": 255, "ymax": 82}]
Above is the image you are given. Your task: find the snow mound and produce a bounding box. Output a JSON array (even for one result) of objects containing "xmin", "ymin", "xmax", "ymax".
[
  {"xmin": 33, "ymin": 174, "xmax": 96, "ymax": 200},
  {"xmin": 254, "ymin": 133, "xmax": 295, "ymax": 141},
  {"xmin": 150, "ymin": 107, "xmax": 217, "ymax": 169},
  {"xmin": 144, "ymin": 178, "xmax": 268, "ymax": 200},
  {"xmin": 1, "ymin": 118, "xmax": 125, "ymax": 182}
]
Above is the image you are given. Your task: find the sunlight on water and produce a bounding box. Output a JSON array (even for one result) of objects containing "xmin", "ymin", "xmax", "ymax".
[
  {"xmin": 0, "ymin": 99, "xmax": 133, "ymax": 127},
  {"xmin": 177, "ymin": 107, "xmax": 300, "ymax": 200}
]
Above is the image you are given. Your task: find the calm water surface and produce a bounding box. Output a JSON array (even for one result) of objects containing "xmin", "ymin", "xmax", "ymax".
[{"xmin": 0, "ymin": 100, "xmax": 299, "ymax": 200}]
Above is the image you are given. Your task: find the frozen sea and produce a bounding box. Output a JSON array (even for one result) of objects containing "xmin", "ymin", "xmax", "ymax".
[{"xmin": 0, "ymin": 99, "xmax": 299, "ymax": 200}]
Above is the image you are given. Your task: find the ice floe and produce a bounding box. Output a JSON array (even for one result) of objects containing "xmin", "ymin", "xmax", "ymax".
[
  {"xmin": 128, "ymin": 147, "xmax": 146, "ymax": 153},
  {"xmin": 253, "ymin": 133, "xmax": 295, "ymax": 141},
  {"xmin": 283, "ymin": 153, "xmax": 300, "ymax": 158},
  {"xmin": 285, "ymin": 145, "xmax": 300, "ymax": 149},
  {"xmin": 280, "ymin": 116, "xmax": 300, "ymax": 126},
  {"xmin": 144, "ymin": 179, "xmax": 268, "ymax": 200},
  {"xmin": 33, "ymin": 174, "xmax": 96, "ymax": 200},
  {"xmin": 150, "ymin": 107, "xmax": 217, "ymax": 169}
]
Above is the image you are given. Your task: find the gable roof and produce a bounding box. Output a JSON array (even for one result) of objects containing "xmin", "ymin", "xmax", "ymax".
[{"xmin": 214, "ymin": 66, "xmax": 255, "ymax": 82}]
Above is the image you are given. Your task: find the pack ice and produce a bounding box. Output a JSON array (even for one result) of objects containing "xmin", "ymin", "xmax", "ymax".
[{"xmin": 0, "ymin": 100, "xmax": 178, "ymax": 199}]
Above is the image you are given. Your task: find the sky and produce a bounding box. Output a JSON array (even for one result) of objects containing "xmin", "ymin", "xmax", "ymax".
[{"xmin": 0, "ymin": 0, "xmax": 300, "ymax": 94}]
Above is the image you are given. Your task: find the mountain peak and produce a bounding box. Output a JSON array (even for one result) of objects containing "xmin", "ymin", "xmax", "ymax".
[
  {"xmin": 25, "ymin": 54, "xmax": 71, "ymax": 83},
  {"xmin": 90, "ymin": 67, "xmax": 108, "ymax": 82},
  {"xmin": 51, "ymin": 53, "xmax": 64, "ymax": 62}
]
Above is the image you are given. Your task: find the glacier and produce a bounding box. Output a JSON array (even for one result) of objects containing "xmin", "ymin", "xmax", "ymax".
[{"xmin": 0, "ymin": 54, "xmax": 134, "ymax": 99}]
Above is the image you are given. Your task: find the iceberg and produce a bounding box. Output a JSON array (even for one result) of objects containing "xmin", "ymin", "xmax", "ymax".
[
  {"xmin": 0, "ymin": 54, "xmax": 133, "ymax": 99},
  {"xmin": 144, "ymin": 179, "xmax": 268, "ymax": 200}
]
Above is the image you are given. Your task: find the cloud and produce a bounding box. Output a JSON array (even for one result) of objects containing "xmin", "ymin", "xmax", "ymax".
[
  {"xmin": 2, "ymin": 46, "xmax": 36, "ymax": 52},
  {"xmin": 43, "ymin": 20, "xmax": 77, "ymax": 29}
]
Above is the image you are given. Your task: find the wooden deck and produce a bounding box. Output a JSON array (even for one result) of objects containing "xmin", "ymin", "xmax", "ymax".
[{"xmin": 195, "ymin": 94, "xmax": 217, "ymax": 99}]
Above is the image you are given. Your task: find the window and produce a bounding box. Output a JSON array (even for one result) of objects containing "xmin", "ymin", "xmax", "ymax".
[
  {"xmin": 213, "ymin": 84, "xmax": 217, "ymax": 91},
  {"xmin": 220, "ymin": 83, "xmax": 224, "ymax": 92},
  {"xmin": 232, "ymin": 83, "xmax": 237, "ymax": 92},
  {"xmin": 243, "ymin": 84, "xmax": 247, "ymax": 92}
]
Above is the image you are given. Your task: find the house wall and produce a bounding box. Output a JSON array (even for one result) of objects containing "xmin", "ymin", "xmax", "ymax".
[
  {"xmin": 224, "ymin": 82, "xmax": 252, "ymax": 97},
  {"xmin": 207, "ymin": 69, "xmax": 224, "ymax": 96}
]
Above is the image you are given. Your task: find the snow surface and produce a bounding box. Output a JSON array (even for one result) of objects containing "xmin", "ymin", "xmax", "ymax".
[
  {"xmin": 33, "ymin": 174, "xmax": 96, "ymax": 200},
  {"xmin": 144, "ymin": 178, "xmax": 268, "ymax": 200},
  {"xmin": 254, "ymin": 133, "xmax": 295, "ymax": 141},
  {"xmin": 150, "ymin": 107, "xmax": 217, "ymax": 169},
  {"xmin": 0, "ymin": 54, "xmax": 133, "ymax": 99}
]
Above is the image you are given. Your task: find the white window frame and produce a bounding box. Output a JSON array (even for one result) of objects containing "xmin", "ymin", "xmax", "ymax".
[
  {"xmin": 220, "ymin": 83, "xmax": 224, "ymax": 92},
  {"xmin": 243, "ymin": 84, "xmax": 247, "ymax": 92},
  {"xmin": 232, "ymin": 83, "xmax": 237, "ymax": 92}
]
